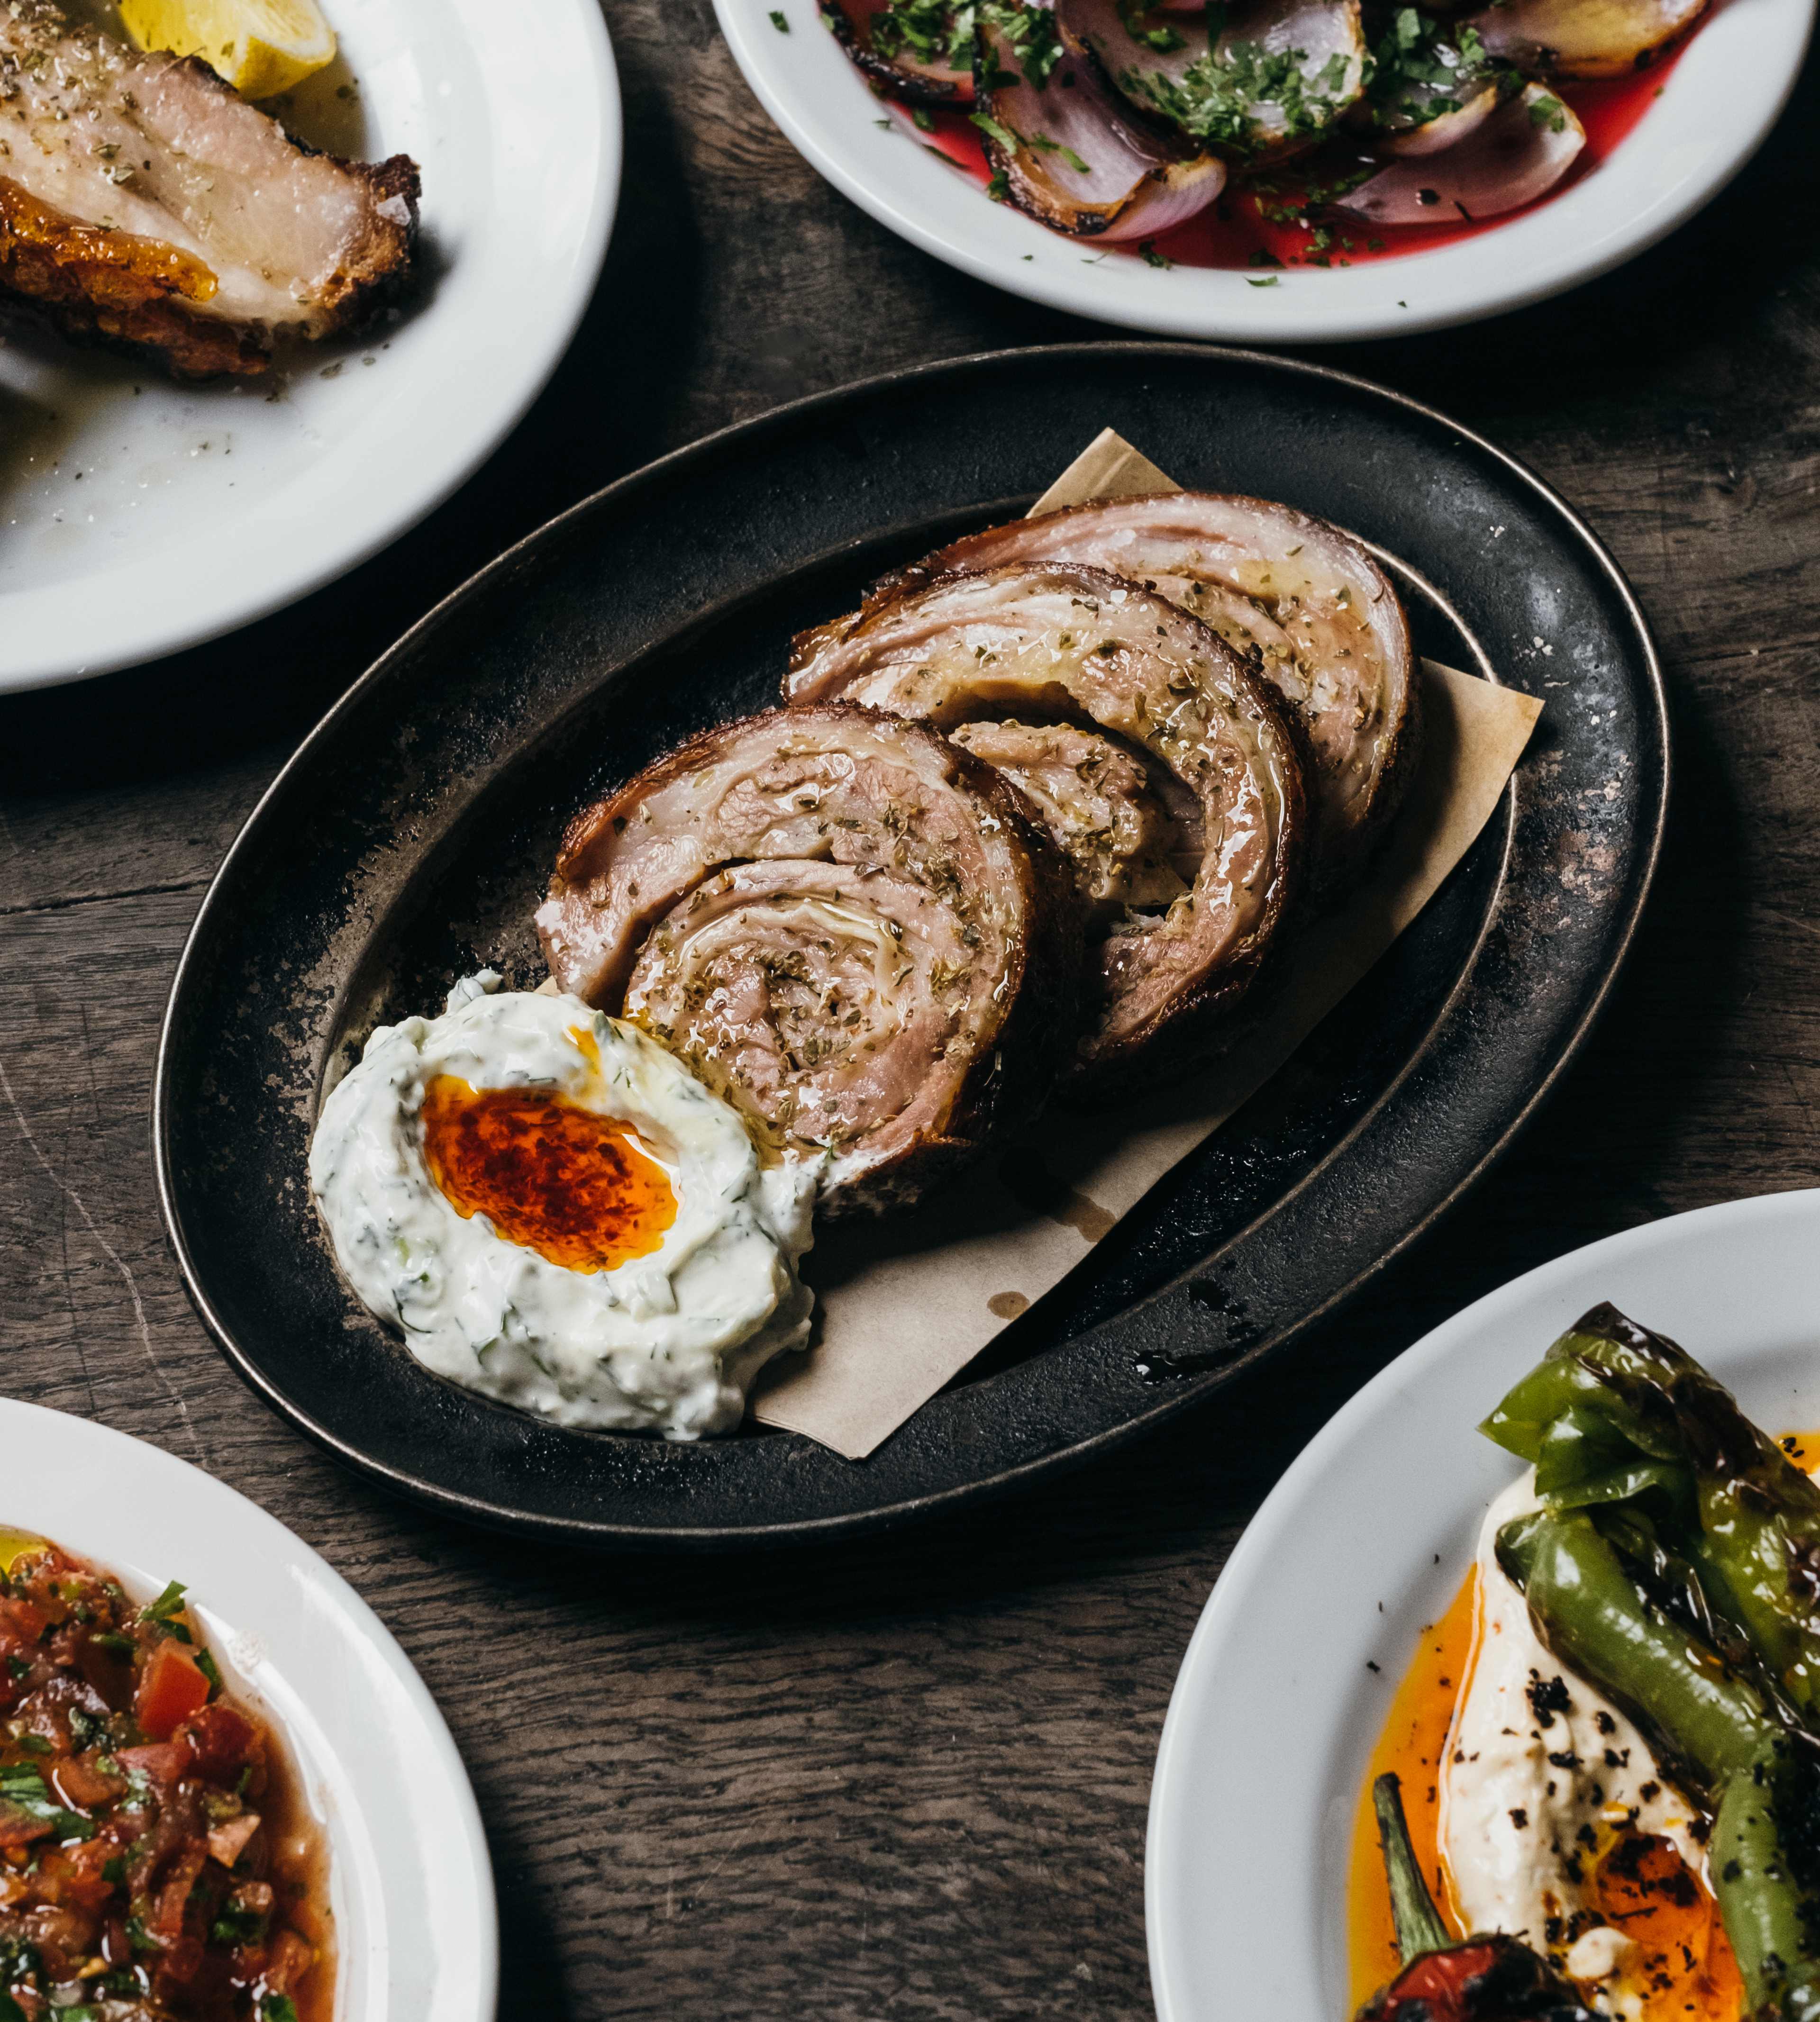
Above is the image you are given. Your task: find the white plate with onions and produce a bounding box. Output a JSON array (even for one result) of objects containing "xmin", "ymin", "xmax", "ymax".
[{"xmin": 716, "ymin": 0, "xmax": 1811, "ymax": 342}]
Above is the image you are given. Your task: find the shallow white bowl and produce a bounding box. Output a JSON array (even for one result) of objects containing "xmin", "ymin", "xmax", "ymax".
[
  {"xmin": 1145, "ymin": 1188, "xmax": 1820, "ymax": 2021},
  {"xmin": 0, "ymin": 0, "xmax": 620, "ymax": 693},
  {"xmin": 0, "ymin": 1399, "xmax": 496, "ymax": 2022},
  {"xmin": 716, "ymin": 0, "xmax": 1811, "ymax": 344}
]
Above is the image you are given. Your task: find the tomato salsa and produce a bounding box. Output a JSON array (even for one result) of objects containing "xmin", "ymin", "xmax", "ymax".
[{"xmin": 0, "ymin": 1533, "xmax": 331, "ymax": 2022}]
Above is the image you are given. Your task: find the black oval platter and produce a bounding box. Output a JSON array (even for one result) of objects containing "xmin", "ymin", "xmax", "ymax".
[{"xmin": 154, "ymin": 344, "xmax": 1667, "ymax": 1550}]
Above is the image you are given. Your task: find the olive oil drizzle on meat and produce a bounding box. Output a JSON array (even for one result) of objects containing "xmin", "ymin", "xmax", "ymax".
[{"xmin": 0, "ymin": 1535, "xmax": 330, "ymax": 2022}]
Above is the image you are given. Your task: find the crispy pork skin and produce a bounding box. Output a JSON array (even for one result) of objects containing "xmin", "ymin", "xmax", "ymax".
[
  {"xmin": 0, "ymin": 0, "xmax": 418, "ymax": 376},
  {"xmin": 786, "ymin": 564, "xmax": 1308, "ymax": 1089},
  {"xmin": 536, "ymin": 706, "xmax": 1081, "ymax": 1215},
  {"xmin": 826, "ymin": 492, "xmax": 1420, "ymax": 892}
]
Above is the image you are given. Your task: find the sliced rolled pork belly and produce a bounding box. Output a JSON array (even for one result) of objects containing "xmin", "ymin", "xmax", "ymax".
[
  {"xmin": 535, "ymin": 706, "xmax": 1081, "ymax": 1215},
  {"xmin": 815, "ymin": 491, "xmax": 1418, "ymax": 893},
  {"xmin": 786, "ymin": 564, "xmax": 1308, "ymax": 1089}
]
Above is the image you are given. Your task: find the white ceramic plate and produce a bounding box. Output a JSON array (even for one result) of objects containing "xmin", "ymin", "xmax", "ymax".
[
  {"xmin": 0, "ymin": 0, "xmax": 620, "ymax": 694},
  {"xmin": 1145, "ymin": 1188, "xmax": 1820, "ymax": 2022},
  {"xmin": 0, "ymin": 1398, "xmax": 497, "ymax": 2022},
  {"xmin": 717, "ymin": 0, "xmax": 1811, "ymax": 344}
]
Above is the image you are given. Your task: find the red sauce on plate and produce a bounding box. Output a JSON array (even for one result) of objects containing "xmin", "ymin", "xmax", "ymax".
[
  {"xmin": 905, "ymin": 35, "xmax": 1694, "ymax": 272},
  {"xmin": 1347, "ymin": 1562, "xmax": 1744, "ymax": 2020},
  {"xmin": 0, "ymin": 1533, "xmax": 333, "ymax": 2022}
]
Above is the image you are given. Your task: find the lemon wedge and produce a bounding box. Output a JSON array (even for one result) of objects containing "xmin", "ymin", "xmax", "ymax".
[
  {"xmin": 118, "ymin": 0, "xmax": 338, "ymax": 100},
  {"xmin": 0, "ymin": 1527, "xmax": 46, "ymax": 1574}
]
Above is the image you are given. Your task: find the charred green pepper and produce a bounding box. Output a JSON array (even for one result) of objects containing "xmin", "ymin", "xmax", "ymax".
[
  {"xmin": 1483, "ymin": 1302, "xmax": 1820, "ymax": 1722},
  {"xmin": 1495, "ymin": 1506, "xmax": 1778, "ymax": 1799},
  {"xmin": 1354, "ymin": 1772, "xmax": 1595, "ymax": 2022}
]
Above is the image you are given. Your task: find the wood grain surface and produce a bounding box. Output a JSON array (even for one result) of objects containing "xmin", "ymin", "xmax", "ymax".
[{"xmin": 3, "ymin": 6, "xmax": 1819, "ymax": 2016}]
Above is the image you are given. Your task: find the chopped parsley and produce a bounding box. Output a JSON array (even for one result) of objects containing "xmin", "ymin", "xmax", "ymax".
[
  {"xmin": 1137, "ymin": 239, "xmax": 1174, "ymax": 268},
  {"xmin": 0, "ymin": 1763, "xmax": 94, "ymax": 1842},
  {"xmin": 866, "ymin": 0, "xmax": 1061, "ymax": 88},
  {"xmin": 1362, "ymin": 9, "xmax": 1504, "ymax": 134},
  {"xmin": 1119, "ymin": 38, "xmax": 1356, "ymax": 156},
  {"xmin": 138, "ymin": 1578, "xmax": 192, "ymax": 1642},
  {"xmin": 769, "ymin": 9, "xmax": 789, "ymax": 27}
]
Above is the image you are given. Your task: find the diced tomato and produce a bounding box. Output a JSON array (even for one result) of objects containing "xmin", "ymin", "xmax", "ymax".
[
  {"xmin": 157, "ymin": 1928, "xmax": 205, "ymax": 1985},
  {"xmin": 0, "ymin": 1809, "xmax": 49, "ymax": 1852},
  {"xmin": 264, "ymin": 1926, "xmax": 315, "ymax": 1994},
  {"xmin": 0, "ymin": 1598, "xmax": 47, "ymax": 1640},
  {"xmin": 38, "ymin": 1837, "xmax": 120, "ymax": 1913},
  {"xmin": 151, "ymin": 1845, "xmax": 206, "ymax": 1946},
  {"xmin": 116, "ymin": 1741, "xmax": 186, "ymax": 1784},
  {"xmin": 178, "ymin": 1702, "xmax": 260, "ymax": 1784},
  {"xmin": 51, "ymin": 1755, "xmax": 124, "ymax": 1810},
  {"xmin": 206, "ymin": 1810, "xmax": 262, "ymax": 1869},
  {"xmin": 134, "ymin": 1641, "xmax": 210, "ymax": 1741}
]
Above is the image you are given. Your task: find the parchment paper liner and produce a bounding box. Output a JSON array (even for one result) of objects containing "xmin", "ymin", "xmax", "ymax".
[{"xmin": 746, "ymin": 430, "xmax": 1544, "ymax": 1459}]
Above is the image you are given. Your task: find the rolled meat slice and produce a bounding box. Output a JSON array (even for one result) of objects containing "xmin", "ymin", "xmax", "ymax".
[
  {"xmin": 785, "ymin": 565, "xmax": 1308, "ymax": 1088},
  {"xmin": 948, "ymin": 719, "xmax": 1189, "ymax": 923},
  {"xmin": 801, "ymin": 492, "xmax": 1417, "ymax": 892},
  {"xmin": 535, "ymin": 706, "xmax": 1081, "ymax": 1215}
]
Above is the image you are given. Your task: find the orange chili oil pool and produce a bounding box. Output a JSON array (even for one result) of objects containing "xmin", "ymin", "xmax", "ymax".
[
  {"xmin": 1347, "ymin": 1568, "xmax": 1743, "ymax": 2021},
  {"xmin": 419, "ymin": 1074, "xmax": 677, "ymax": 1272},
  {"xmin": 906, "ymin": 32, "xmax": 1693, "ymax": 273}
]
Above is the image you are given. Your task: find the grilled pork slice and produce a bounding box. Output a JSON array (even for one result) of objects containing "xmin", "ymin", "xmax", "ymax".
[
  {"xmin": 536, "ymin": 706, "xmax": 1081, "ymax": 1215},
  {"xmin": 948, "ymin": 719, "xmax": 1188, "ymax": 924},
  {"xmin": 0, "ymin": 0, "xmax": 418, "ymax": 377},
  {"xmin": 817, "ymin": 493, "xmax": 1419, "ymax": 893},
  {"xmin": 786, "ymin": 564, "xmax": 1308, "ymax": 1090}
]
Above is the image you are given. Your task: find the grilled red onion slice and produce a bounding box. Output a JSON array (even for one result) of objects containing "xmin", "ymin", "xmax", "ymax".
[
  {"xmin": 823, "ymin": 0, "xmax": 974, "ymax": 103},
  {"xmin": 1335, "ymin": 84, "xmax": 1585, "ymax": 226},
  {"xmin": 1353, "ymin": 18, "xmax": 1516, "ymax": 156},
  {"xmin": 826, "ymin": 492, "xmax": 1417, "ymax": 892},
  {"xmin": 1065, "ymin": 0, "xmax": 1365, "ymax": 163},
  {"xmin": 1373, "ymin": 79, "xmax": 1505, "ymax": 156},
  {"xmin": 1462, "ymin": 0, "xmax": 1706, "ymax": 77},
  {"xmin": 536, "ymin": 706, "xmax": 1080, "ymax": 1214},
  {"xmin": 787, "ymin": 565, "xmax": 1308, "ymax": 1088},
  {"xmin": 973, "ymin": 5, "xmax": 1224, "ymax": 241}
]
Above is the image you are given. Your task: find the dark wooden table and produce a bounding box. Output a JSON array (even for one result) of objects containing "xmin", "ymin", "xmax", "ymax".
[{"xmin": 3, "ymin": 5, "xmax": 1818, "ymax": 2014}]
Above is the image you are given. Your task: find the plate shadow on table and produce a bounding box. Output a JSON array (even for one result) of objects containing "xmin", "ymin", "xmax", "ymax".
[{"xmin": 1329, "ymin": 43, "xmax": 1820, "ymax": 411}]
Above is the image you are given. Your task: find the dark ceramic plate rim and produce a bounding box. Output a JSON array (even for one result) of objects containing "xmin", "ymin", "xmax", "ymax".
[{"xmin": 153, "ymin": 343, "xmax": 1668, "ymax": 1550}]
